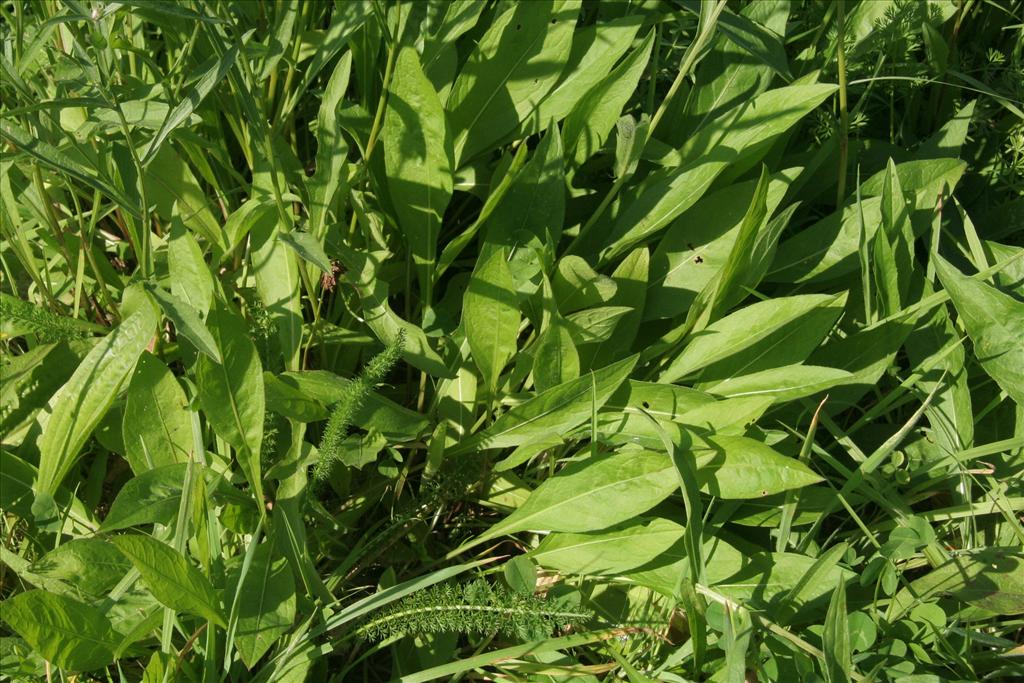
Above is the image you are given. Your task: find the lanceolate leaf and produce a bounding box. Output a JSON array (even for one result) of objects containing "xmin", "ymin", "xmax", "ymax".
[
  {"xmin": 112, "ymin": 534, "xmax": 226, "ymax": 627},
  {"xmin": 447, "ymin": 0, "xmax": 579, "ymax": 165},
  {"xmin": 36, "ymin": 287, "xmax": 159, "ymax": 495},
  {"xmin": 383, "ymin": 46, "xmax": 453, "ymax": 308},
  {"xmin": 195, "ymin": 299, "xmax": 265, "ymax": 506},
  {"xmin": 463, "ymin": 247, "xmax": 520, "ymax": 394},
  {"xmin": 0, "ymin": 590, "xmax": 119, "ymax": 671},
  {"xmin": 122, "ymin": 352, "xmax": 192, "ymax": 473},
  {"xmin": 479, "ymin": 450, "xmax": 678, "ymax": 542},
  {"xmin": 934, "ymin": 255, "xmax": 1024, "ymax": 406},
  {"xmin": 452, "ymin": 354, "xmax": 638, "ymax": 455},
  {"xmin": 233, "ymin": 540, "xmax": 296, "ymax": 669},
  {"xmin": 599, "ymin": 84, "xmax": 836, "ymax": 263}
]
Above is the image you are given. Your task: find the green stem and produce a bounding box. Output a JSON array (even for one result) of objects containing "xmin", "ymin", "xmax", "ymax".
[{"xmin": 836, "ymin": 0, "xmax": 849, "ymax": 208}]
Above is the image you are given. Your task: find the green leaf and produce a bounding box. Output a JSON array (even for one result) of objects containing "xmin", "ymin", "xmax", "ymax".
[
  {"xmin": 692, "ymin": 434, "xmax": 823, "ymax": 499},
  {"xmin": 195, "ymin": 299, "xmax": 265, "ymax": 506},
  {"xmin": 562, "ymin": 30, "xmax": 654, "ymax": 166},
  {"xmin": 336, "ymin": 246, "xmax": 451, "ymax": 377},
  {"xmin": 661, "ymin": 293, "xmax": 847, "ymax": 383},
  {"xmin": 463, "ymin": 247, "xmax": 520, "ymax": 393},
  {"xmin": 646, "ymin": 168, "xmax": 797, "ymax": 321},
  {"xmin": 101, "ymin": 462, "xmax": 248, "ymax": 532},
  {"xmin": 383, "ymin": 46, "xmax": 453, "ymax": 306},
  {"xmin": 0, "ymin": 590, "xmax": 119, "ymax": 671},
  {"xmin": 307, "ymin": 51, "xmax": 352, "ymax": 240},
  {"xmin": 697, "ymin": 365, "xmax": 855, "ymax": 404},
  {"xmin": 599, "ymin": 84, "xmax": 836, "ymax": 263},
  {"xmin": 248, "ymin": 190, "xmax": 302, "ymax": 369},
  {"xmin": 482, "ymin": 125, "xmax": 565, "ymax": 271},
  {"xmin": 232, "ymin": 540, "xmax": 296, "ymax": 669},
  {"xmin": 279, "ymin": 230, "xmax": 332, "ymax": 274},
  {"xmin": 0, "ymin": 119, "xmax": 140, "ymax": 218},
  {"xmin": 552, "ymin": 255, "xmax": 617, "ymax": 313},
  {"xmin": 478, "ymin": 450, "xmax": 678, "ymax": 542},
  {"xmin": 934, "ymin": 255, "xmax": 1024, "ymax": 406},
  {"xmin": 112, "ymin": 534, "xmax": 226, "ymax": 627},
  {"xmin": 533, "ymin": 517, "xmax": 686, "ymax": 575},
  {"xmin": 140, "ymin": 45, "xmax": 238, "ymax": 165},
  {"xmin": 452, "ymin": 354, "xmax": 637, "ymax": 455},
  {"xmin": 167, "ymin": 216, "xmax": 215, "ymax": 318},
  {"xmin": 447, "ymin": 0, "xmax": 579, "ymax": 165},
  {"xmin": 533, "ymin": 320, "xmax": 579, "ymax": 392},
  {"xmin": 29, "ymin": 538, "xmax": 131, "ymax": 598},
  {"xmin": 36, "ymin": 286, "xmax": 159, "ymax": 495},
  {"xmin": 769, "ymin": 158, "xmax": 966, "ymax": 284},
  {"xmin": 890, "ymin": 549, "xmax": 1024, "ymax": 618},
  {"xmin": 277, "ymin": 370, "xmax": 429, "ymax": 441},
  {"xmin": 122, "ymin": 352, "xmax": 192, "ymax": 473},
  {"xmin": 144, "ymin": 283, "xmax": 221, "ymax": 362},
  {"xmin": 823, "ymin": 576, "xmax": 851, "ymax": 683}
]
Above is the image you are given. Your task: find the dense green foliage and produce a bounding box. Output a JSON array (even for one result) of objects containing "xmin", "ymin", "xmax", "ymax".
[{"xmin": 1, "ymin": 0, "xmax": 1023, "ymax": 681}]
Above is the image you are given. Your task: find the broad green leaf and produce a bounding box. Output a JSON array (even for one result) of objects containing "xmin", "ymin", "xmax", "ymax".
[
  {"xmin": 0, "ymin": 341, "xmax": 87, "ymax": 443},
  {"xmin": 140, "ymin": 46, "xmax": 238, "ymax": 165},
  {"xmin": 144, "ymin": 147, "xmax": 225, "ymax": 251},
  {"xmin": 889, "ymin": 549, "xmax": 1024, "ymax": 618},
  {"xmin": 336, "ymin": 245, "xmax": 450, "ymax": 377},
  {"xmin": 307, "ymin": 51, "xmax": 352, "ymax": 240},
  {"xmin": 29, "ymin": 538, "xmax": 130, "ymax": 598},
  {"xmin": 144, "ymin": 283, "xmax": 221, "ymax": 362},
  {"xmin": 483, "ymin": 125, "xmax": 565, "ymax": 271},
  {"xmin": 527, "ymin": 15, "xmax": 643, "ymax": 133},
  {"xmin": 233, "ymin": 541, "xmax": 296, "ymax": 669},
  {"xmin": 533, "ymin": 320, "xmax": 579, "ymax": 392},
  {"xmin": 934, "ymin": 255, "xmax": 1024, "ymax": 406},
  {"xmin": 553, "ymin": 255, "xmax": 617, "ymax": 313},
  {"xmin": 249, "ymin": 185, "xmax": 302, "ymax": 369},
  {"xmin": 823, "ymin": 579, "xmax": 851, "ymax": 683},
  {"xmin": 562, "ymin": 30, "xmax": 653, "ymax": 166},
  {"xmin": 101, "ymin": 462, "xmax": 249, "ymax": 532},
  {"xmin": 452, "ymin": 354, "xmax": 637, "ymax": 455},
  {"xmin": 533, "ymin": 517, "xmax": 686, "ymax": 575},
  {"xmin": 279, "ymin": 230, "xmax": 332, "ymax": 274},
  {"xmin": 1, "ymin": 450, "xmax": 96, "ymax": 530},
  {"xmin": 564, "ymin": 306, "xmax": 633, "ymax": 345},
  {"xmin": 478, "ymin": 450, "xmax": 678, "ymax": 542},
  {"xmin": 599, "ymin": 84, "xmax": 836, "ymax": 263},
  {"xmin": 264, "ymin": 372, "xmax": 328, "ymax": 422},
  {"xmin": 698, "ymin": 364, "xmax": 855, "ymax": 404},
  {"xmin": 447, "ymin": 0, "xmax": 579, "ymax": 165},
  {"xmin": 383, "ymin": 46, "xmax": 453, "ymax": 307},
  {"xmin": 661, "ymin": 293, "xmax": 847, "ymax": 383},
  {"xmin": 808, "ymin": 318, "xmax": 915, "ymax": 408},
  {"xmin": 682, "ymin": 0, "xmax": 790, "ymax": 137},
  {"xmin": 463, "ymin": 247, "xmax": 520, "ymax": 393},
  {"xmin": 646, "ymin": 168, "xmax": 798, "ymax": 321},
  {"xmin": 112, "ymin": 534, "xmax": 226, "ymax": 627},
  {"xmin": 582, "ymin": 247, "xmax": 649, "ymax": 370},
  {"xmin": 195, "ymin": 299, "xmax": 265, "ymax": 506},
  {"xmin": 36, "ymin": 286, "xmax": 159, "ymax": 495},
  {"xmin": 123, "ymin": 352, "xmax": 191, "ymax": 473},
  {"xmin": 278, "ymin": 371, "xmax": 429, "ymax": 441},
  {"xmin": 716, "ymin": 552, "xmax": 853, "ymax": 615},
  {"xmin": 692, "ymin": 434, "xmax": 823, "ymax": 498},
  {"xmin": 770, "ymin": 158, "xmax": 966, "ymax": 283},
  {"xmin": 0, "ymin": 119, "xmax": 140, "ymax": 218},
  {"xmin": 0, "ymin": 590, "xmax": 119, "ymax": 671},
  {"xmin": 167, "ymin": 216, "xmax": 214, "ymax": 318}
]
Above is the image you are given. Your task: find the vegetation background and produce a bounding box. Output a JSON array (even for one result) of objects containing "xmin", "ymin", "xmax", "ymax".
[{"xmin": 1, "ymin": 0, "xmax": 1022, "ymax": 681}]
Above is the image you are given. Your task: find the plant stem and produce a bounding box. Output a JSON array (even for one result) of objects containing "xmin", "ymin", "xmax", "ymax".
[{"xmin": 836, "ymin": 0, "xmax": 850, "ymax": 208}]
